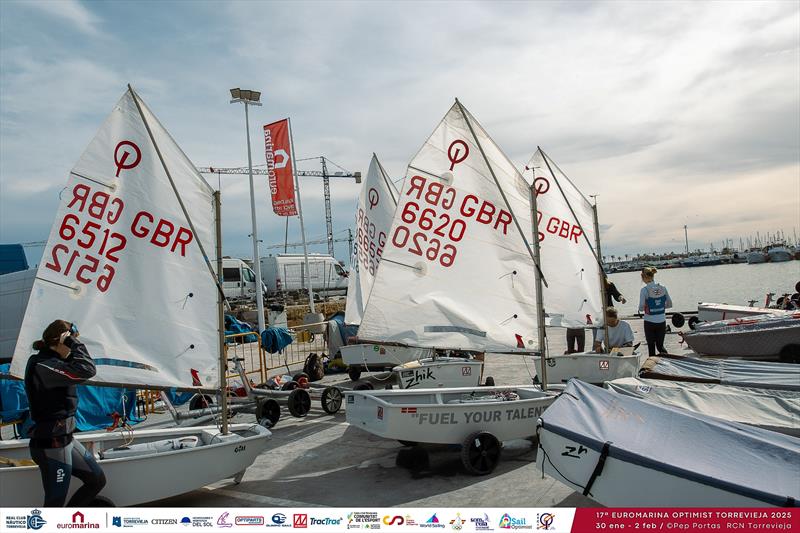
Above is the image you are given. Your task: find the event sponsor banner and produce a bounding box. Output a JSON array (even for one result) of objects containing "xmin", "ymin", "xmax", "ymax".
[
  {"xmin": 263, "ymin": 118, "xmax": 298, "ymax": 217},
  {"xmin": 3, "ymin": 508, "xmax": 794, "ymax": 532}
]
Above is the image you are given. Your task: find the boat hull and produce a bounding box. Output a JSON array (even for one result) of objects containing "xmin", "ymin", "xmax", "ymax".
[
  {"xmin": 532, "ymin": 352, "xmax": 646, "ymax": 385},
  {"xmin": 697, "ymin": 302, "xmax": 788, "ymax": 323},
  {"xmin": 683, "ymin": 315, "xmax": 800, "ymax": 359},
  {"xmin": 340, "ymin": 343, "xmax": 432, "ymax": 369},
  {"xmin": 345, "ymin": 386, "xmax": 555, "ymax": 444},
  {"xmin": 0, "ymin": 424, "xmax": 270, "ymax": 506}
]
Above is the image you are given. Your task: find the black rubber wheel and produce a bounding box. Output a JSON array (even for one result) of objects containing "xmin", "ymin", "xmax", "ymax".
[
  {"xmin": 321, "ymin": 387, "xmax": 343, "ymax": 414},
  {"xmin": 287, "ymin": 389, "xmax": 311, "ymax": 417},
  {"xmin": 671, "ymin": 313, "xmax": 685, "ymax": 328},
  {"xmin": 688, "ymin": 316, "xmax": 700, "ymax": 330},
  {"xmin": 398, "ymin": 440, "xmax": 418, "ymax": 447},
  {"xmin": 256, "ymin": 399, "xmax": 281, "ymax": 428},
  {"xmin": 353, "ymin": 382, "xmax": 374, "ymax": 391},
  {"xmin": 483, "ymin": 376, "xmax": 495, "ymax": 387},
  {"xmin": 460, "ymin": 431, "xmax": 501, "ymax": 476},
  {"xmin": 779, "ymin": 345, "xmax": 800, "ymax": 364},
  {"xmin": 88, "ymin": 495, "xmax": 115, "ymax": 507},
  {"xmin": 281, "ymin": 380, "xmax": 299, "ymax": 391},
  {"xmin": 293, "ymin": 372, "xmax": 309, "ymax": 382},
  {"xmin": 348, "ymin": 366, "xmax": 362, "ymax": 381},
  {"xmin": 189, "ymin": 394, "xmax": 213, "ymax": 411}
]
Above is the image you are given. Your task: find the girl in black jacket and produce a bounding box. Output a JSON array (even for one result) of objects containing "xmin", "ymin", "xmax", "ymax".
[{"xmin": 24, "ymin": 320, "xmax": 106, "ymax": 506}]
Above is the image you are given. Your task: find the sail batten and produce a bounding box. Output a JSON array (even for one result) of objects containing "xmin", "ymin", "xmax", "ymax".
[{"xmin": 10, "ymin": 88, "xmax": 220, "ymax": 390}]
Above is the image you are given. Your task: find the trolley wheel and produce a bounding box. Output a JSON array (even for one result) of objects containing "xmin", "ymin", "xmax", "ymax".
[
  {"xmin": 281, "ymin": 380, "xmax": 299, "ymax": 391},
  {"xmin": 687, "ymin": 316, "xmax": 700, "ymax": 330},
  {"xmin": 88, "ymin": 495, "xmax": 115, "ymax": 507},
  {"xmin": 460, "ymin": 431, "xmax": 501, "ymax": 476},
  {"xmin": 256, "ymin": 399, "xmax": 281, "ymax": 428},
  {"xmin": 348, "ymin": 366, "xmax": 362, "ymax": 381},
  {"xmin": 483, "ymin": 376, "xmax": 495, "ymax": 387},
  {"xmin": 189, "ymin": 394, "xmax": 213, "ymax": 411},
  {"xmin": 287, "ymin": 389, "xmax": 311, "ymax": 417},
  {"xmin": 321, "ymin": 386, "xmax": 343, "ymax": 414},
  {"xmin": 353, "ymin": 382, "xmax": 374, "ymax": 391},
  {"xmin": 397, "ymin": 440, "xmax": 418, "ymax": 447},
  {"xmin": 671, "ymin": 313, "xmax": 685, "ymax": 328},
  {"xmin": 779, "ymin": 344, "xmax": 800, "ymax": 364},
  {"xmin": 293, "ymin": 372, "xmax": 310, "ymax": 388}
]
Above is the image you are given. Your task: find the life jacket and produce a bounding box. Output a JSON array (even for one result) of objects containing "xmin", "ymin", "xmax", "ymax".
[
  {"xmin": 644, "ymin": 284, "xmax": 668, "ymax": 315},
  {"xmin": 24, "ymin": 350, "xmax": 79, "ymax": 445}
]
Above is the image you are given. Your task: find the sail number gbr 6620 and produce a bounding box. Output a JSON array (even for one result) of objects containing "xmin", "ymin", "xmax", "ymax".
[
  {"xmin": 390, "ymin": 175, "xmax": 512, "ymax": 268},
  {"xmin": 44, "ymin": 182, "xmax": 194, "ymax": 293}
]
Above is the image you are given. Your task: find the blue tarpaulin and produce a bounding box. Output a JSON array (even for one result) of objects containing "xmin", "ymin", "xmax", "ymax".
[
  {"xmin": 0, "ymin": 244, "xmax": 28, "ymax": 275},
  {"xmin": 163, "ymin": 388, "xmax": 194, "ymax": 406},
  {"xmin": 261, "ymin": 327, "xmax": 293, "ymax": 354},
  {"xmin": 0, "ymin": 364, "xmax": 27, "ymax": 422},
  {"xmin": 225, "ymin": 314, "xmax": 259, "ymax": 343}
]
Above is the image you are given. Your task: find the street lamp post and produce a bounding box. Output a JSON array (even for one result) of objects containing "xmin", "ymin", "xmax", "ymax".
[{"xmin": 230, "ymin": 88, "xmax": 266, "ymax": 333}]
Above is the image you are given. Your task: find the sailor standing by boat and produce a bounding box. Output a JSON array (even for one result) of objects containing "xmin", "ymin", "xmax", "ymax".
[
  {"xmin": 24, "ymin": 320, "xmax": 106, "ymax": 506},
  {"xmin": 638, "ymin": 267, "xmax": 672, "ymax": 357}
]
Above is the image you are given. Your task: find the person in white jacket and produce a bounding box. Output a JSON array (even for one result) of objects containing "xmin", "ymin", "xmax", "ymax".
[{"xmin": 638, "ymin": 266, "xmax": 673, "ymax": 357}]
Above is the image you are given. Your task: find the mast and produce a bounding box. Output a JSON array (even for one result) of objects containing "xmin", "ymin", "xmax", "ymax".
[
  {"xmin": 214, "ymin": 191, "xmax": 228, "ymax": 434},
  {"xmin": 592, "ymin": 201, "xmax": 610, "ymax": 353},
  {"xmin": 287, "ymin": 118, "xmax": 316, "ymax": 313},
  {"xmin": 528, "ymin": 184, "xmax": 548, "ymax": 390},
  {"xmin": 244, "ymin": 102, "xmax": 267, "ymax": 333}
]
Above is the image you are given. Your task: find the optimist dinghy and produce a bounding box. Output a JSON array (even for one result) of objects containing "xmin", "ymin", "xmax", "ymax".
[
  {"xmin": 605, "ymin": 377, "xmax": 800, "ymax": 436},
  {"xmin": 346, "ymin": 386, "xmax": 555, "ymax": 474},
  {"xmin": 532, "ymin": 348, "xmax": 647, "ymax": 386},
  {"xmin": 537, "ymin": 380, "xmax": 800, "ymax": 507},
  {"xmin": 0, "ymin": 86, "xmax": 270, "ymax": 506},
  {"xmin": 697, "ymin": 302, "xmax": 789, "ymax": 323},
  {"xmin": 640, "ymin": 356, "xmax": 800, "ymax": 391},
  {"xmin": 682, "ymin": 312, "xmax": 800, "ymax": 361}
]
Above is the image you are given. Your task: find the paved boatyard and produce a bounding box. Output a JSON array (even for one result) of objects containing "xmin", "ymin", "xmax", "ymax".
[{"xmin": 145, "ymin": 319, "xmax": 691, "ymax": 508}]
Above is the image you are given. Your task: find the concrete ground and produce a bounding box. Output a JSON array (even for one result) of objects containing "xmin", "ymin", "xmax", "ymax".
[{"xmin": 141, "ymin": 318, "xmax": 689, "ymax": 507}]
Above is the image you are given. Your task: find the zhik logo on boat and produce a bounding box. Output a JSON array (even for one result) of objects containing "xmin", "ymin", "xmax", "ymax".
[
  {"xmin": 499, "ymin": 513, "xmax": 532, "ymax": 530},
  {"xmin": 420, "ymin": 514, "xmax": 445, "ymax": 529},
  {"xmin": 470, "ymin": 514, "xmax": 494, "ymax": 531}
]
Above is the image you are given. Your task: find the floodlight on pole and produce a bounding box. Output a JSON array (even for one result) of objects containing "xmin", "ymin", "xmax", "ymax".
[{"xmin": 230, "ymin": 87, "xmax": 266, "ymax": 333}]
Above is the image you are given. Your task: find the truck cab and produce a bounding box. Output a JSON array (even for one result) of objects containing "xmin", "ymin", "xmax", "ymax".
[{"xmin": 222, "ymin": 257, "xmax": 267, "ymax": 302}]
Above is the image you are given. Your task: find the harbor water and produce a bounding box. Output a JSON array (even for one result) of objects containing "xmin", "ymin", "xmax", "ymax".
[{"xmin": 608, "ymin": 261, "xmax": 799, "ymax": 316}]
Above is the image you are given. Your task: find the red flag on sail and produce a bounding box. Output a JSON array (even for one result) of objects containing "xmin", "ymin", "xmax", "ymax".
[{"xmin": 263, "ymin": 119, "xmax": 298, "ymax": 216}]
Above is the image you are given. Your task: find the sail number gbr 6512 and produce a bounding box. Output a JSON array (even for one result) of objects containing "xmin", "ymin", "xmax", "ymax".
[{"xmin": 44, "ymin": 182, "xmax": 194, "ymax": 293}]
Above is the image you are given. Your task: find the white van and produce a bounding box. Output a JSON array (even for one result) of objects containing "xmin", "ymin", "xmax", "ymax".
[
  {"xmin": 259, "ymin": 254, "xmax": 347, "ymax": 295},
  {"xmin": 222, "ymin": 258, "xmax": 267, "ymax": 302}
]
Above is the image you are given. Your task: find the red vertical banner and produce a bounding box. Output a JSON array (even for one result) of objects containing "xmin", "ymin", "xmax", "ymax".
[{"xmin": 263, "ymin": 119, "xmax": 298, "ymax": 216}]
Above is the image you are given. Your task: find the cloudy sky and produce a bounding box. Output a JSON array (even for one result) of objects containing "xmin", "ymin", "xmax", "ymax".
[{"xmin": 1, "ymin": 0, "xmax": 798, "ymax": 266}]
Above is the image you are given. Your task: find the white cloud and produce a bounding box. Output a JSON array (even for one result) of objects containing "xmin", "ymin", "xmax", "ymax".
[{"xmin": 23, "ymin": 0, "xmax": 104, "ymax": 37}]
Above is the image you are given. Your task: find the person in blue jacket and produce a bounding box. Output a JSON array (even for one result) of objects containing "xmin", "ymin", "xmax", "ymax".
[
  {"xmin": 24, "ymin": 320, "xmax": 106, "ymax": 506},
  {"xmin": 638, "ymin": 266, "xmax": 673, "ymax": 357}
]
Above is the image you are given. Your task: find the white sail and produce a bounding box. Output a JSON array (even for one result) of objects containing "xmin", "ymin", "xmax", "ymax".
[
  {"xmin": 525, "ymin": 149, "xmax": 603, "ymax": 328},
  {"xmin": 357, "ymin": 101, "xmax": 539, "ymax": 352},
  {"xmin": 10, "ymin": 88, "xmax": 220, "ymax": 390},
  {"xmin": 344, "ymin": 154, "xmax": 398, "ymax": 325}
]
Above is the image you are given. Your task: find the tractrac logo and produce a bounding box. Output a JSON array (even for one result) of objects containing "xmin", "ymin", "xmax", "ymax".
[
  {"xmin": 310, "ymin": 518, "xmax": 344, "ymax": 526},
  {"xmin": 383, "ymin": 515, "xmax": 405, "ymax": 526}
]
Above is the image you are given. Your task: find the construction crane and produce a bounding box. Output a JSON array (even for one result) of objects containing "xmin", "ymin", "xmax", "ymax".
[
  {"xmin": 198, "ymin": 157, "xmax": 361, "ymax": 256},
  {"xmin": 263, "ymin": 229, "xmax": 354, "ymax": 260}
]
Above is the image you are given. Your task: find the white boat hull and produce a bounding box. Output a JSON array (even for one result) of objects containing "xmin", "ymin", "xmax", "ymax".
[
  {"xmin": 340, "ymin": 343, "xmax": 433, "ymax": 369},
  {"xmin": 394, "ymin": 357, "xmax": 483, "ymax": 389},
  {"xmin": 346, "ymin": 386, "xmax": 555, "ymax": 444},
  {"xmin": 697, "ymin": 302, "xmax": 788, "ymax": 323},
  {"xmin": 0, "ymin": 424, "xmax": 270, "ymax": 506},
  {"xmin": 532, "ymin": 352, "xmax": 646, "ymax": 385},
  {"xmin": 537, "ymin": 428, "xmax": 777, "ymax": 506}
]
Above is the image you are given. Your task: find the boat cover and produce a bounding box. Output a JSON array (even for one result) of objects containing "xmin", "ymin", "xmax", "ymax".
[
  {"xmin": 640, "ymin": 356, "xmax": 800, "ymax": 391},
  {"xmin": 605, "ymin": 377, "xmax": 800, "ymax": 435},
  {"xmin": 540, "ymin": 380, "xmax": 800, "ymax": 506}
]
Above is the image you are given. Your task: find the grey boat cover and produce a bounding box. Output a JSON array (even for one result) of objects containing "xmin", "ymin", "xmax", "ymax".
[
  {"xmin": 682, "ymin": 313, "xmax": 800, "ymax": 358},
  {"xmin": 605, "ymin": 377, "xmax": 800, "ymax": 436},
  {"xmin": 540, "ymin": 380, "xmax": 800, "ymax": 506},
  {"xmin": 640, "ymin": 356, "xmax": 800, "ymax": 391}
]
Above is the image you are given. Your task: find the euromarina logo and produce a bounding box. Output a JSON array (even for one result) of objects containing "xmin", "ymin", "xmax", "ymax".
[
  {"xmin": 420, "ymin": 514, "xmax": 445, "ymax": 529},
  {"xmin": 536, "ymin": 513, "xmax": 555, "ymax": 531},
  {"xmin": 471, "ymin": 513, "xmax": 494, "ymax": 531},
  {"xmin": 499, "ymin": 513, "xmax": 532, "ymax": 530},
  {"xmin": 56, "ymin": 511, "xmax": 101, "ymax": 529},
  {"xmin": 235, "ymin": 515, "xmax": 265, "ymax": 526}
]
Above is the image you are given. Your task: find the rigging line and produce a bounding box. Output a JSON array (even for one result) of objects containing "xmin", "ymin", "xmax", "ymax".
[
  {"xmin": 380, "ymin": 258, "xmax": 422, "ymax": 271},
  {"xmin": 374, "ymin": 153, "xmax": 399, "ymax": 204},
  {"xmin": 537, "ymin": 147, "xmax": 604, "ymax": 271},
  {"xmin": 455, "ymin": 98, "xmax": 548, "ymax": 288},
  {"xmin": 70, "ymin": 171, "xmax": 115, "ymax": 190},
  {"xmin": 128, "ymin": 85, "xmax": 225, "ymax": 301},
  {"xmin": 36, "ymin": 277, "xmax": 79, "ymax": 292}
]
